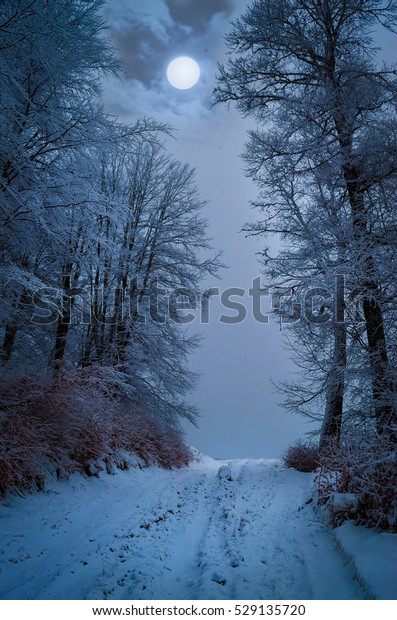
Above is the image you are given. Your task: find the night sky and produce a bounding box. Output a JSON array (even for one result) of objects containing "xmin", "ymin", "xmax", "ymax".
[{"xmin": 102, "ymin": 0, "xmax": 309, "ymax": 458}]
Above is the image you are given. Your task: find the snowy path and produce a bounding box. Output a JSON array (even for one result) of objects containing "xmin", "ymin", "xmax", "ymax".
[{"xmin": 0, "ymin": 459, "xmax": 365, "ymax": 600}]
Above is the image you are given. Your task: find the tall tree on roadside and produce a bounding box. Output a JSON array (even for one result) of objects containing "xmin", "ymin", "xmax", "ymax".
[
  {"xmin": 214, "ymin": 0, "xmax": 397, "ymax": 442},
  {"xmin": 0, "ymin": 0, "xmax": 119, "ymax": 362}
]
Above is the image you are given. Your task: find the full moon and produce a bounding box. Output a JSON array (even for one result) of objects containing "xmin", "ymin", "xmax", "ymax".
[{"xmin": 166, "ymin": 56, "xmax": 200, "ymax": 90}]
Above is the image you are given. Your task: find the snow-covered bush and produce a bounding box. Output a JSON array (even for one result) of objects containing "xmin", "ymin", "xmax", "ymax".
[
  {"xmin": 0, "ymin": 367, "xmax": 191, "ymax": 494},
  {"xmin": 109, "ymin": 407, "xmax": 192, "ymax": 470},
  {"xmin": 283, "ymin": 440, "xmax": 320, "ymax": 472},
  {"xmin": 316, "ymin": 437, "xmax": 397, "ymax": 532}
]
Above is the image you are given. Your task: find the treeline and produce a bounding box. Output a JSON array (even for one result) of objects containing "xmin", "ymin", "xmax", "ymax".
[
  {"xmin": 0, "ymin": 0, "xmax": 217, "ymax": 491},
  {"xmin": 215, "ymin": 0, "xmax": 397, "ymax": 530}
]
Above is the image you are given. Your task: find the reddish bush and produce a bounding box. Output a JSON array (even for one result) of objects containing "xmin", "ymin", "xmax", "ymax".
[
  {"xmin": 316, "ymin": 437, "xmax": 397, "ymax": 532},
  {"xmin": 283, "ymin": 440, "xmax": 320, "ymax": 472},
  {"xmin": 0, "ymin": 367, "xmax": 192, "ymax": 494},
  {"xmin": 109, "ymin": 409, "xmax": 191, "ymax": 469}
]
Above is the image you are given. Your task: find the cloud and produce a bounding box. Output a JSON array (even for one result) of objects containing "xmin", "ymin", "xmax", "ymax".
[
  {"xmin": 104, "ymin": 0, "xmax": 175, "ymax": 43},
  {"xmin": 102, "ymin": 68, "xmax": 214, "ymax": 130},
  {"xmin": 104, "ymin": 0, "xmax": 234, "ymax": 77},
  {"xmin": 102, "ymin": 0, "xmax": 249, "ymax": 126},
  {"xmin": 102, "ymin": 0, "xmax": 237, "ymax": 126},
  {"xmin": 166, "ymin": 0, "xmax": 234, "ymax": 32}
]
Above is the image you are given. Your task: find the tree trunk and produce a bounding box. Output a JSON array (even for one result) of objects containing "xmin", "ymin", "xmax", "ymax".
[
  {"xmin": 1, "ymin": 321, "xmax": 18, "ymax": 363},
  {"xmin": 1, "ymin": 287, "xmax": 30, "ymax": 363},
  {"xmin": 53, "ymin": 272, "xmax": 72, "ymax": 367},
  {"xmin": 53, "ymin": 261, "xmax": 80, "ymax": 368},
  {"xmin": 345, "ymin": 171, "xmax": 397, "ymax": 437},
  {"xmin": 362, "ymin": 294, "xmax": 395, "ymax": 436},
  {"xmin": 320, "ymin": 319, "xmax": 346, "ymax": 450}
]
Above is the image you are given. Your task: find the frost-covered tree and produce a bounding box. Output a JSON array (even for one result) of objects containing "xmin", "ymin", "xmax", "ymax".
[
  {"xmin": 0, "ymin": 0, "xmax": 220, "ymax": 468},
  {"xmin": 0, "ymin": 0, "xmax": 119, "ymax": 361},
  {"xmin": 214, "ymin": 0, "xmax": 397, "ymax": 442},
  {"xmin": 74, "ymin": 138, "xmax": 220, "ymax": 423}
]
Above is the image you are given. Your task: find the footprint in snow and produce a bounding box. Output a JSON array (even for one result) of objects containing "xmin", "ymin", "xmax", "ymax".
[{"xmin": 211, "ymin": 573, "xmax": 226, "ymax": 586}]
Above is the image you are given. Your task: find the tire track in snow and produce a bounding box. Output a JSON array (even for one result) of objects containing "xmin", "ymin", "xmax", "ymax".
[
  {"xmin": 0, "ymin": 459, "xmax": 367, "ymax": 600},
  {"xmin": 95, "ymin": 471, "xmax": 218, "ymax": 600},
  {"xmin": 193, "ymin": 461, "xmax": 294, "ymax": 599}
]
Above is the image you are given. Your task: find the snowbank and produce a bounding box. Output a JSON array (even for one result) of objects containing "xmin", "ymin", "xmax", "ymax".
[{"xmin": 335, "ymin": 521, "xmax": 397, "ymax": 599}]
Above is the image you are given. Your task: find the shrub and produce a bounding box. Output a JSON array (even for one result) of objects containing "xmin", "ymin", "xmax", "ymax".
[
  {"xmin": 0, "ymin": 366, "xmax": 192, "ymax": 494},
  {"xmin": 316, "ymin": 436, "xmax": 397, "ymax": 532},
  {"xmin": 109, "ymin": 408, "xmax": 192, "ymax": 469},
  {"xmin": 283, "ymin": 439, "xmax": 320, "ymax": 472}
]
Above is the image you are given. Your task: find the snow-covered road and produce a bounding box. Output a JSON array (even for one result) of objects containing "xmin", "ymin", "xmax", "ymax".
[{"xmin": 0, "ymin": 458, "xmax": 365, "ymax": 600}]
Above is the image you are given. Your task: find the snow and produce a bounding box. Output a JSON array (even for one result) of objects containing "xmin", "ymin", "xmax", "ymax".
[
  {"xmin": 0, "ymin": 458, "xmax": 392, "ymax": 600},
  {"xmin": 332, "ymin": 493, "xmax": 358, "ymax": 514},
  {"xmin": 335, "ymin": 521, "xmax": 397, "ymax": 600}
]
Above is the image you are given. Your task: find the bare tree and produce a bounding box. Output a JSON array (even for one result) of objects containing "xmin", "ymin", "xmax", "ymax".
[
  {"xmin": 214, "ymin": 0, "xmax": 397, "ymax": 441},
  {"xmin": 0, "ymin": 0, "xmax": 219, "ymax": 432},
  {"xmin": 0, "ymin": 0, "xmax": 119, "ymax": 362}
]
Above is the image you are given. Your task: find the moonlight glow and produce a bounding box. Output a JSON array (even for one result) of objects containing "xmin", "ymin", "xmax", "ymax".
[{"xmin": 166, "ymin": 56, "xmax": 200, "ymax": 90}]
